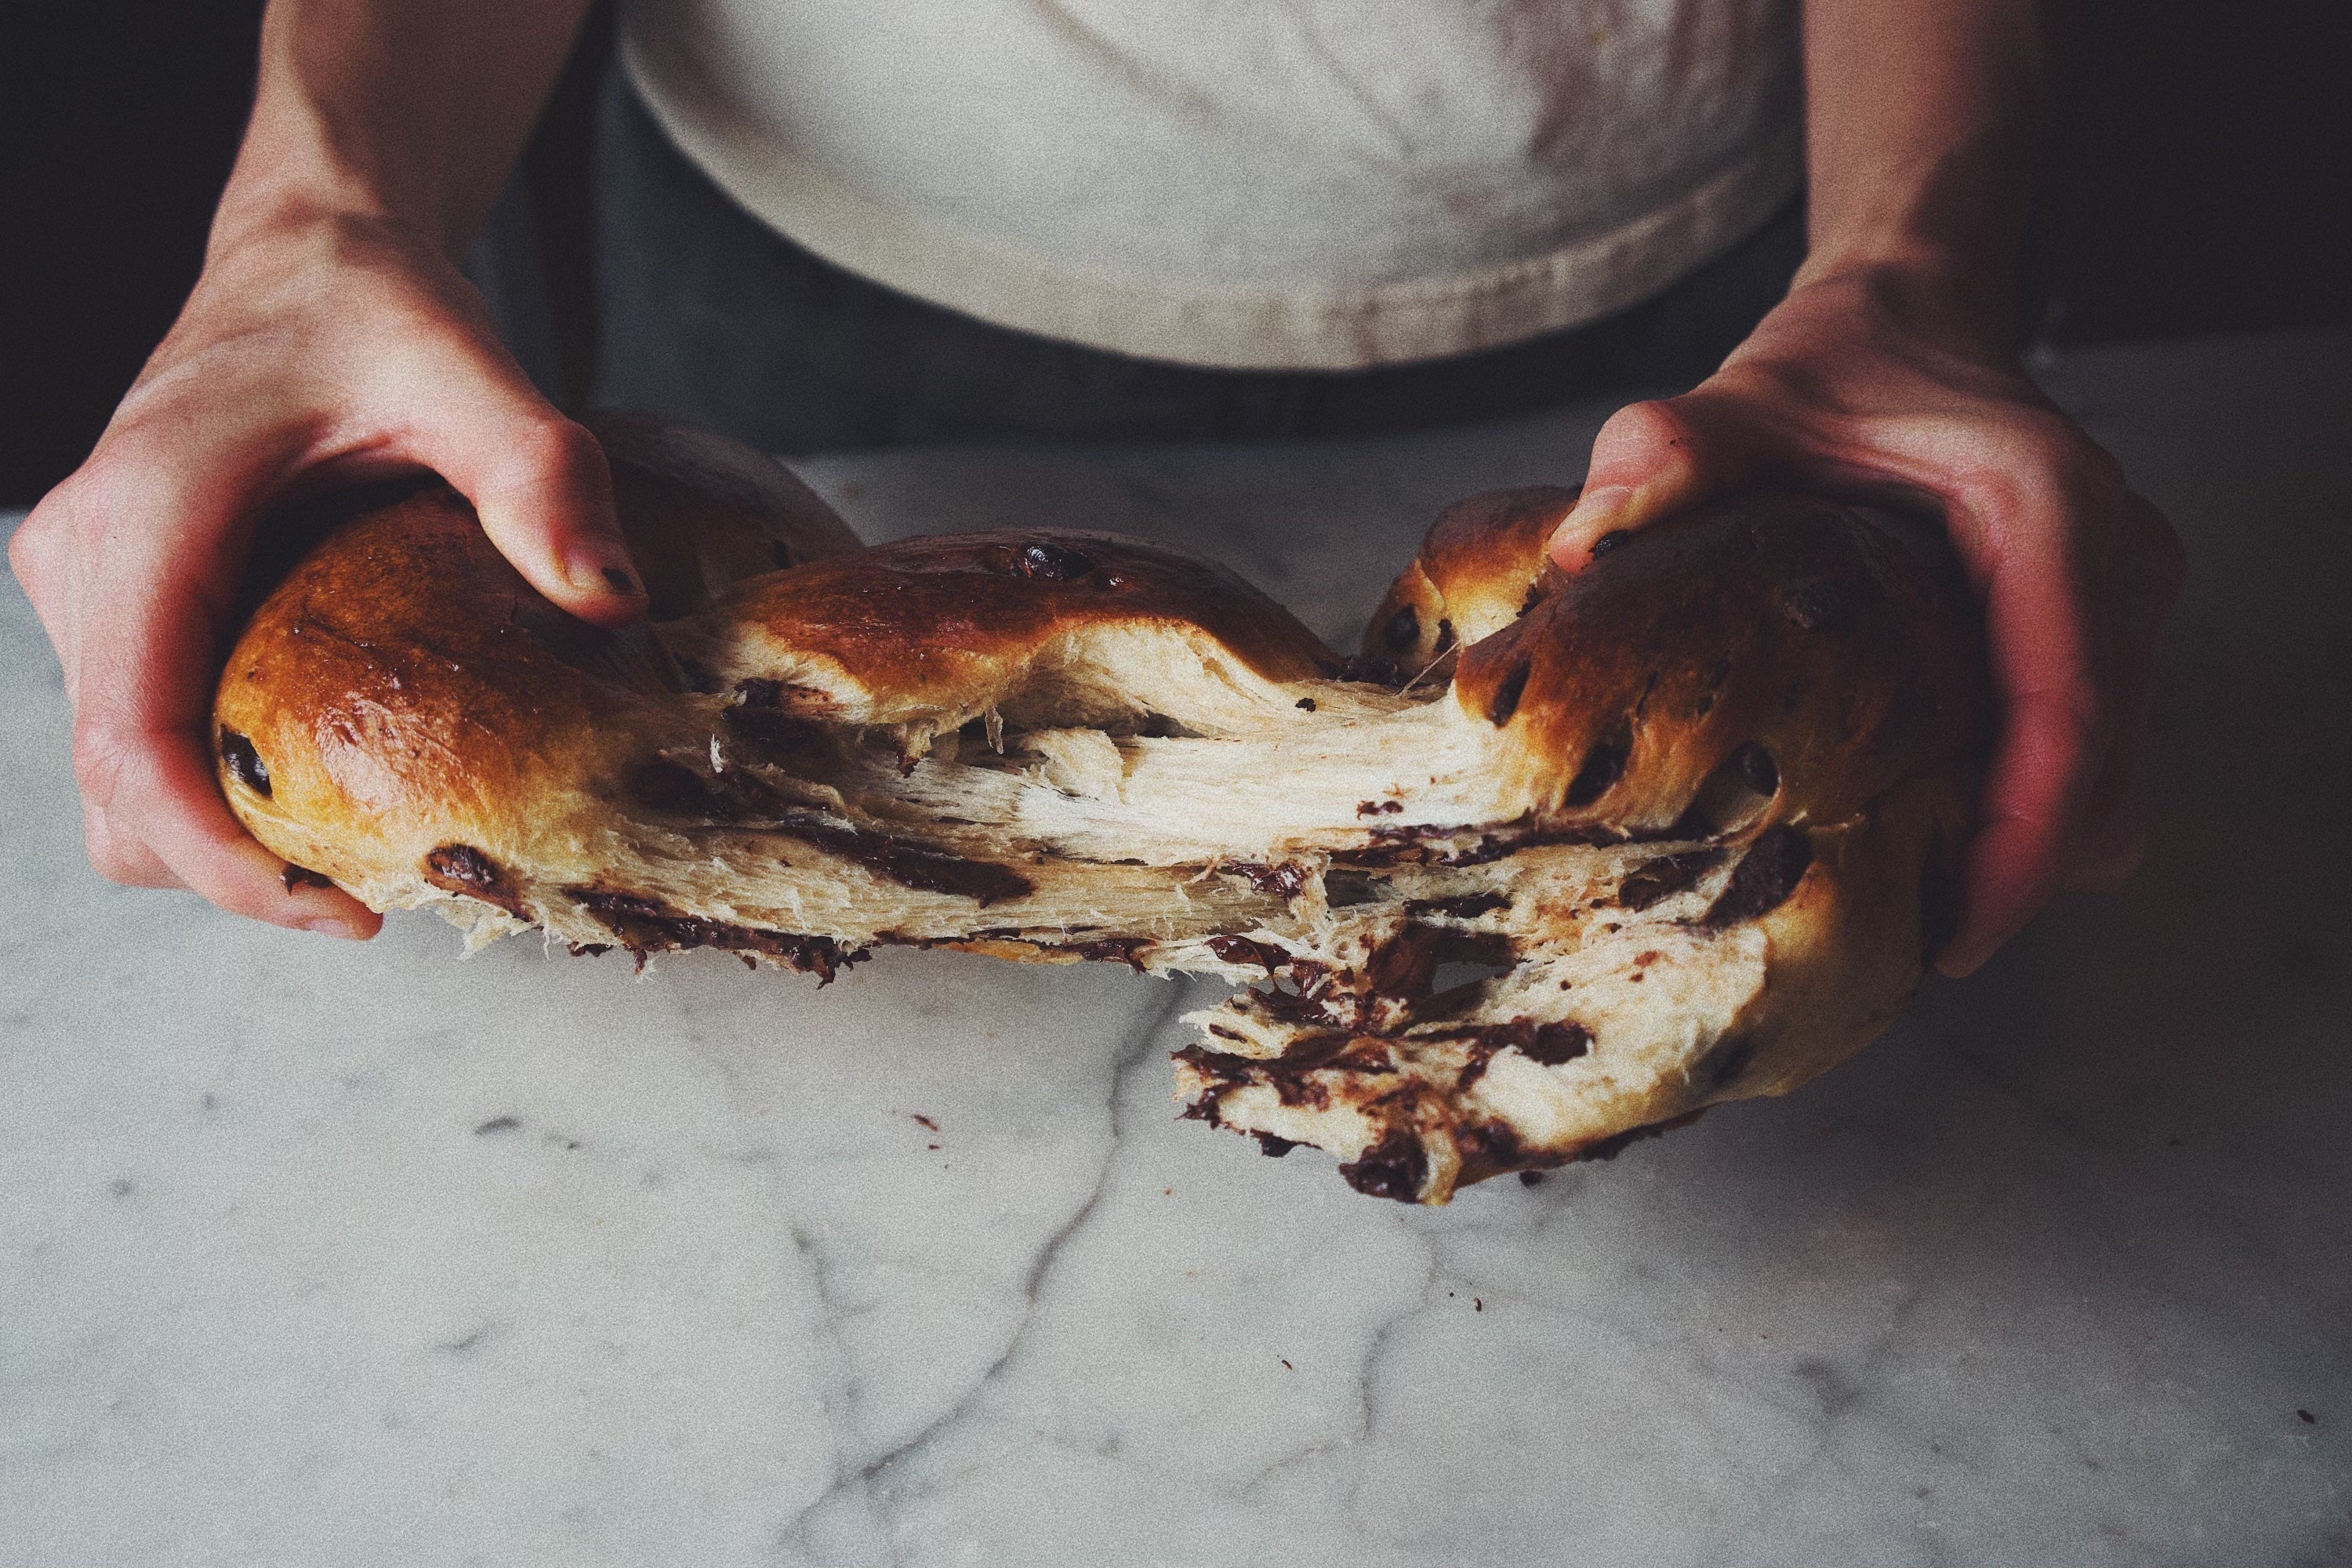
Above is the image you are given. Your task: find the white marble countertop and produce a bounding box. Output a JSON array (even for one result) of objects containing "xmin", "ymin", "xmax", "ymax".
[{"xmin": 4, "ymin": 330, "xmax": 2348, "ymax": 1566}]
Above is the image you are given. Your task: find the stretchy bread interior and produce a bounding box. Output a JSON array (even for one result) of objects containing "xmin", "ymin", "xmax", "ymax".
[{"xmin": 212, "ymin": 415, "xmax": 1987, "ymax": 1202}]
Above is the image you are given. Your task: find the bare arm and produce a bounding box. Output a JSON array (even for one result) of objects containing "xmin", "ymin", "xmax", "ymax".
[
  {"xmin": 11, "ymin": 0, "xmax": 641, "ymax": 939},
  {"xmin": 1548, "ymin": 0, "xmax": 2184, "ymax": 976}
]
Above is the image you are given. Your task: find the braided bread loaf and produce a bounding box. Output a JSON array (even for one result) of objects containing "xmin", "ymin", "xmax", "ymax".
[{"xmin": 213, "ymin": 416, "xmax": 1986, "ymax": 1202}]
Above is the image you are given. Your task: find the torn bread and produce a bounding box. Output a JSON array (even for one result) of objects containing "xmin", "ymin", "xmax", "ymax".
[{"xmin": 212, "ymin": 416, "xmax": 1986, "ymax": 1202}]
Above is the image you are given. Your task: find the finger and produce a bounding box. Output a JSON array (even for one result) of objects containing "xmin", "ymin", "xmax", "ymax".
[
  {"xmin": 1934, "ymin": 476, "xmax": 2107, "ymax": 977},
  {"xmin": 64, "ymin": 439, "xmax": 379, "ymax": 938},
  {"xmin": 78, "ymin": 718, "xmax": 381, "ymax": 938},
  {"xmin": 1547, "ymin": 396, "xmax": 1758, "ymax": 572},
  {"xmin": 376, "ymin": 336, "xmax": 647, "ymax": 628}
]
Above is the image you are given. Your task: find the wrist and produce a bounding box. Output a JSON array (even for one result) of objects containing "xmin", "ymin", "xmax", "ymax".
[{"xmin": 1784, "ymin": 248, "xmax": 2023, "ymax": 363}]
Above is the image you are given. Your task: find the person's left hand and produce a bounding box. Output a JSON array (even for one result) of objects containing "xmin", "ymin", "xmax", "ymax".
[{"xmin": 1545, "ymin": 262, "xmax": 2186, "ymax": 977}]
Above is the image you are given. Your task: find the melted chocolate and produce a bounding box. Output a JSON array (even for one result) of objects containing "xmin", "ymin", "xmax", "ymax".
[
  {"xmin": 219, "ymin": 729, "xmax": 270, "ymax": 797},
  {"xmin": 1207, "ymin": 935, "xmax": 1282, "ymax": 971},
  {"xmin": 1230, "ymin": 860, "xmax": 1310, "ymax": 898},
  {"xmin": 1701, "ymin": 825, "xmax": 1814, "ymax": 928},
  {"xmin": 630, "ymin": 760, "xmax": 1032, "ymax": 906},
  {"xmin": 280, "ymin": 864, "xmax": 332, "ymax": 893},
  {"xmin": 564, "ymin": 887, "xmax": 869, "ymax": 982},
  {"xmin": 1563, "ymin": 725, "xmax": 1630, "ymax": 806},
  {"xmin": 423, "ymin": 844, "xmax": 529, "ymax": 917},
  {"xmin": 1016, "ymin": 541, "xmax": 1096, "ymax": 581},
  {"xmin": 1486, "ymin": 662, "xmax": 1530, "ymax": 726},
  {"xmin": 1425, "ymin": 1017, "xmax": 1592, "ymax": 1067},
  {"xmin": 1588, "ymin": 529, "xmax": 1630, "ymax": 558},
  {"xmin": 1253, "ymin": 1132, "xmax": 1298, "ymax": 1158},
  {"xmin": 727, "ymin": 679, "xmax": 831, "ymax": 753},
  {"xmin": 1338, "ymin": 1133, "xmax": 1428, "ymax": 1202},
  {"xmin": 1067, "ymin": 937, "xmax": 1152, "ymax": 971},
  {"xmin": 782, "ymin": 821, "xmax": 1034, "ymax": 906},
  {"xmin": 1403, "ymin": 891, "xmax": 1510, "ymax": 921},
  {"xmin": 1729, "ymin": 739, "xmax": 1780, "ymax": 797}
]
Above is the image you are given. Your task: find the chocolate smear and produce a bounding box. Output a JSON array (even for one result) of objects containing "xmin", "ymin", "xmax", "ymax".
[
  {"xmin": 423, "ymin": 844, "xmax": 528, "ymax": 918},
  {"xmin": 1016, "ymin": 541, "xmax": 1095, "ymax": 581},
  {"xmin": 1701, "ymin": 825, "xmax": 1814, "ymax": 928},
  {"xmin": 1339, "ymin": 1133, "xmax": 1428, "ymax": 1203}
]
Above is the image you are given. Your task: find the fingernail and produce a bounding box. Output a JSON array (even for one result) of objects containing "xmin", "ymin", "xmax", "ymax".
[
  {"xmin": 304, "ymin": 916, "xmax": 365, "ymax": 941},
  {"xmin": 565, "ymin": 544, "xmax": 642, "ymax": 599}
]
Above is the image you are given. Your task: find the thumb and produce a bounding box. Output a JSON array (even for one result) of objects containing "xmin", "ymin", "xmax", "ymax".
[
  {"xmin": 1548, "ymin": 397, "xmax": 1745, "ymax": 572},
  {"xmin": 394, "ymin": 351, "xmax": 647, "ymax": 629}
]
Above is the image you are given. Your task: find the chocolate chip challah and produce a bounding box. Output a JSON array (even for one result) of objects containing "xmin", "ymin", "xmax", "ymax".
[{"xmin": 213, "ymin": 415, "xmax": 1987, "ymax": 1202}]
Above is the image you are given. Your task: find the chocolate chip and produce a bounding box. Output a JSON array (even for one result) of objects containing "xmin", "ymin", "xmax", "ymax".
[
  {"xmin": 280, "ymin": 864, "xmax": 332, "ymax": 893},
  {"xmin": 425, "ymin": 844, "xmax": 503, "ymax": 893},
  {"xmin": 1433, "ymin": 619, "xmax": 1456, "ymax": 655},
  {"xmin": 1295, "ymin": 697, "xmax": 1317, "ymax": 711},
  {"xmin": 1253, "ymin": 1132, "xmax": 1298, "ymax": 1158},
  {"xmin": 1589, "ymin": 529, "xmax": 1631, "ymax": 558},
  {"xmin": 219, "ymin": 729, "xmax": 271, "ymax": 797},
  {"xmin": 1518, "ymin": 1021, "xmax": 1592, "ymax": 1065},
  {"xmin": 1518, "ymin": 1170, "xmax": 1545, "ymax": 1187},
  {"xmin": 1381, "ymin": 605, "xmax": 1420, "ymax": 654},
  {"xmin": 1701, "ymin": 826, "xmax": 1814, "ymax": 928},
  {"xmin": 1016, "ymin": 540, "xmax": 1095, "ymax": 581},
  {"xmin": 1487, "ymin": 662, "xmax": 1531, "ymax": 725},
  {"xmin": 1564, "ymin": 726, "xmax": 1630, "ymax": 806},
  {"xmin": 1729, "ymin": 740, "xmax": 1780, "ymax": 797},
  {"xmin": 1338, "ymin": 1132, "xmax": 1428, "ymax": 1202}
]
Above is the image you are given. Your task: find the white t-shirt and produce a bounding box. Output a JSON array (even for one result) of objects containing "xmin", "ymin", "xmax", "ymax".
[{"xmin": 619, "ymin": 0, "xmax": 1802, "ymax": 371}]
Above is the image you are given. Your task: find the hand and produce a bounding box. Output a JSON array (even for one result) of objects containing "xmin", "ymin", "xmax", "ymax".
[
  {"xmin": 1545, "ymin": 263, "xmax": 2186, "ymax": 975},
  {"xmin": 9, "ymin": 207, "xmax": 647, "ymax": 939}
]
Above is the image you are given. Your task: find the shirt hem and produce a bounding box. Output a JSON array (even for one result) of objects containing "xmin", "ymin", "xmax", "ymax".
[{"xmin": 622, "ymin": 31, "xmax": 1805, "ymax": 372}]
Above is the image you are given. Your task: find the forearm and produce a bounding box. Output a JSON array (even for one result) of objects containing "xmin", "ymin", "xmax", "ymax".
[
  {"xmin": 215, "ymin": 0, "xmax": 594, "ymax": 260},
  {"xmin": 1796, "ymin": 0, "xmax": 2049, "ymax": 347}
]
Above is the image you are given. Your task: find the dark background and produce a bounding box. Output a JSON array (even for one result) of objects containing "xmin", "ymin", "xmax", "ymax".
[{"xmin": 2, "ymin": 0, "xmax": 2347, "ymax": 508}]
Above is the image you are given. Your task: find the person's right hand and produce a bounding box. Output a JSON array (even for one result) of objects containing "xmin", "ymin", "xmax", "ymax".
[{"xmin": 8, "ymin": 208, "xmax": 648, "ymax": 939}]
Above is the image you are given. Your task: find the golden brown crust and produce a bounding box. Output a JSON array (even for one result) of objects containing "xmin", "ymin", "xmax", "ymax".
[{"xmin": 210, "ymin": 417, "xmax": 1987, "ymax": 1203}]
